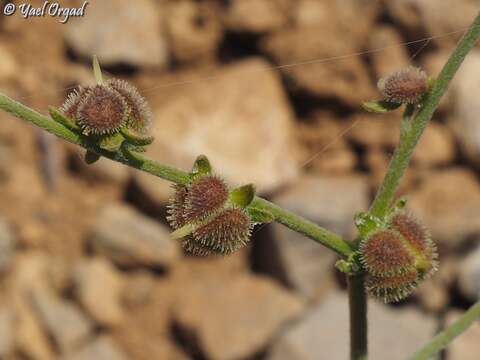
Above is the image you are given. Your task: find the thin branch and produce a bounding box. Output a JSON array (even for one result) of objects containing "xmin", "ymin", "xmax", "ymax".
[
  {"xmin": 369, "ymin": 12, "xmax": 480, "ymax": 218},
  {"xmin": 409, "ymin": 301, "xmax": 480, "ymax": 360},
  {"xmin": 0, "ymin": 92, "xmax": 354, "ymax": 257}
]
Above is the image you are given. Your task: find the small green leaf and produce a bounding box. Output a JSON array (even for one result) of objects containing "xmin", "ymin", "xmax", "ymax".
[
  {"xmin": 92, "ymin": 55, "xmax": 103, "ymax": 85},
  {"xmin": 98, "ymin": 132, "xmax": 124, "ymax": 152},
  {"xmin": 191, "ymin": 155, "xmax": 212, "ymax": 176},
  {"xmin": 48, "ymin": 106, "xmax": 79, "ymax": 131},
  {"xmin": 335, "ymin": 259, "xmax": 353, "ymax": 274},
  {"xmin": 246, "ymin": 207, "xmax": 274, "ymax": 224},
  {"xmin": 362, "ymin": 100, "xmax": 402, "ymax": 113},
  {"xmin": 354, "ymin": 212, "xmax": 383, "ymax": 238},
  {"xmin": 230, "ymin": 184, "xmax": 255, "ymax": 208},
  {"xmin": 84, "ymin": 150, "xmax": 100, "ymax": 164},
  {"xmin": 120, "ymin": 127, "xmax": 154, "ymax": 146}
]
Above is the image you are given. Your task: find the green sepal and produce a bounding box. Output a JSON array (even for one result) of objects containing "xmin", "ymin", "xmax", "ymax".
[
  {"xmin": 120, "ymin": 127, "xmax": 154, "ymax": 146},
  {"xmin": 48, "ymin": 106, "xmax": 80, "ymax": 131},
  {"xmin": 84, "ymin": 150, "xmax": 100, "ymax": 164},
  {"xmin": 171, "ymin": 223, "xmax": 195, "ymax": 240},
  {"xmin": 229, "ymin": 184, "xmax": 255, "ymax": 208},
  {"xmin": 362, "ymin": 100, "xmax": 402, "ymax": 113},
  {"xmin": 354, "ymin": 212, "xmax": 383, "ymax": 238},
  {"xmin": 392, "ymin": 196, "xmax": 408, "ymax": 213},
  {"xmin": 98, "ymin": 132, "xmax": 124, "ymax": 152},
  {"xmin": 335, "ymin": 252, "xmax": 362, "ymax": 274},
  {"xmin": 191, "ymin": 155, "xmax": 212, "ymax": 177},
  {"xmin": 92, "ymin": 55, "xmax": 103, "ymax": 85},
  {"xmin": 246, "ymin": 206, "xmax": 274, "ymax": 224}
]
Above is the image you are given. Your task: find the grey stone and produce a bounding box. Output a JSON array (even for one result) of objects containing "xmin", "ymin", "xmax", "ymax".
[
  {"xmin": 0, "ymin": 218, "xmax": 16, "ymax": 273},
  {"xmin": 91, "ymin": 204, "xmax": 181, "ymax": 268},
  {"xmin": 173, "ymin": 272, "xmax": 304, "ymax": 360},
  {"xmin": 458, "ymin": 243, "xmax": 480, "ymax": 300},
  {"xmin": 268, "ymin": 291, "xmax": 436, "ymax": 360},
  {"xmin": 31, "ymin": 286, "xmax": 93, "ymax": 353},
  {"xmin": 64, "ymin": 336, "xmax": 128, "ymax": 360},
  {"xmin": 73, "ymin": 258, "xmax": 125, "ymax": 326},
  {"xmin": 65, "ymin": 0, "xmax": 168, "ymax": 67}
]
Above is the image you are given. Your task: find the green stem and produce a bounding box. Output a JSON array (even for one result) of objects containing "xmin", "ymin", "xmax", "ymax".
[
  {"xmin": 409, "ymin": 301, "xmax": 480, "ymax": 360},
  {"xmin": 369, "ymin": 13, "xmax": 480, "ymax": 218},
  {"xmin": 0, "ymin": 92, "xmax": 354, "ymax": 258},
  {"xmin": 251, "ymin": 197, "xmax": 355, "ymax": 256},
  {"xmin": 349, "ymin": 274, "xmax": 368, "ymax": 360}
]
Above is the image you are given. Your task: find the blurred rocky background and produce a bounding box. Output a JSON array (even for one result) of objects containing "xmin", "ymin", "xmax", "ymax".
[{"xmin": 0, "ymin": 0, "xmax": 479, "ymax": 359}]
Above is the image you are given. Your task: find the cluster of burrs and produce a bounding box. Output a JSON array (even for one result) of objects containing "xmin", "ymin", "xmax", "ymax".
[
  {"xmin": 363, "ymin": 65, "xmax": 431, "ymax": 113},
  {"xmin": 49, "ymin": 56, "xmax": 153, "ymax": 163},
  {"xmin": 356, "ymin": 205, "xmax": 438, "ymax": 303},
  {"xmin": 167, "ymin": 156, "xmax": 274, "ymax": 256}
]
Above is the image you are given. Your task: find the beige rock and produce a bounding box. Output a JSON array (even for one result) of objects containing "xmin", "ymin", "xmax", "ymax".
[
  {"xmin": 31, "ymin": 286, "xmax": 93, "ymax": 354},
  {"xmin": 348, "ymin": 114, "xmax": 401, "ymax": 148},
  {"xmin": 445, "ymin": 310, "xmax": 480, "ymax": 360},
  {"xmin": 63, "ymin": 336, "xmax": 128, "ymax": 360},
  {"xmin": 458, "ymin": 244, "xmax": 480, "ymax": 300},
  {"xmin": 409, "ymin": 168, "xmax": 480, "ymax": 247},
  {"xmin": 224, "ymin": 0, "xmax": 289, "ymax": 33},
  {"xmin": 9, "ymin": 253, "xmax": 55, "ymax": 359},
  {"xmin": 90, "ymin": 204, "xmax": 181, "ymax": 268},
  {"xmin": 415, "ymin": 279, "xmax": 449, "ymax": 313},
  {"xmin": 413, "ymin": 123, "xmax": 455, "ymax": 167},
  {"xmin": 366, "ymin": 148, "xmax": 417, "ymax": 195},
  {"xmin": 268, "ymin": 291, "xmax": 437, "ymax": 360},
  {"xmin": 294, "ymin": 0, "xmax": 381, "ymax": 43},
  {"xmin": 73, "ymin": 258, "xmax": 125, "ymax": 326},
  {"xmin": 0, "ymin": 44, "xmax": 16, "ymax": 80},
  {"xmin": 14, "ymin": 300, "xmax": 55, "ymax": 360},
  {"xmin": 262, "ymin": 25, "xmax": 375, "ymax": 105},
  {"xmin": 0, "ymin": 307, "xmax": 14, "ymax": 358},
  {"xmin": 122, "ymin": 271, "xmax": 155, "ymax": 308},
  {"xmin": 65, "ymin": 0, "xmax": 169, "ymax": 67},
  {"xmin": 450, "ymin": 51, "xmax": 480, "ymax": 165},
  {"xmin": 350, "ymin": 116, "xmax": 455, "ymax": 171},
  {"xmin": 173, "ymin": 273, "xmax": 304, "ymax": 360},
  {"xmin": 165, "ymin": 0, "xmax": 222, "ymax": 63},
  {"xmin": 386, "ymin": 0, "xmax": 478, "ymax": 47},
  {"xmin": 273, "ymin": 175, "xmax": 370, "ymax": 239},
  {"xmin": 297, "ymin": 115, "xmax": 356, "ymax": 174},
  {"xmin": 68, "ymin": 148, "xmax": 130, "ymax": 185},
  {"xmin": 135, "ymin": 58, "xmax": 300, "ymax": 203},
  {"xmin": 368, "ymin": 26, "xmax": 410, "ymax": 78},
  {"xmin": 0, "ymin": 218, "xmax": 16, "ymax": 273},
  {"xmin": 255, "ymin": 174, "xmax": 368, "ymax": 299}
]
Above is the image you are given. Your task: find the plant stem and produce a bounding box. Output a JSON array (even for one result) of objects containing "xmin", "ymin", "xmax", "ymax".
[
  {"xmin": 409, "ymin": 301, "xmax": 480, "ymax": 360},
  {"xmin": 369, "ymin": 12, "xmax": 480, "ymax": 218},
  {"xmin": 348, "ymin": 274, "xmax": 368, "ymax": 360},
  {"xmin": 0, "ymin": 92, "xmax": 354, "ymax": 257},
  {"xmin": 251, "ymin": 197, "xmax": 355, "ymax": 256}
]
